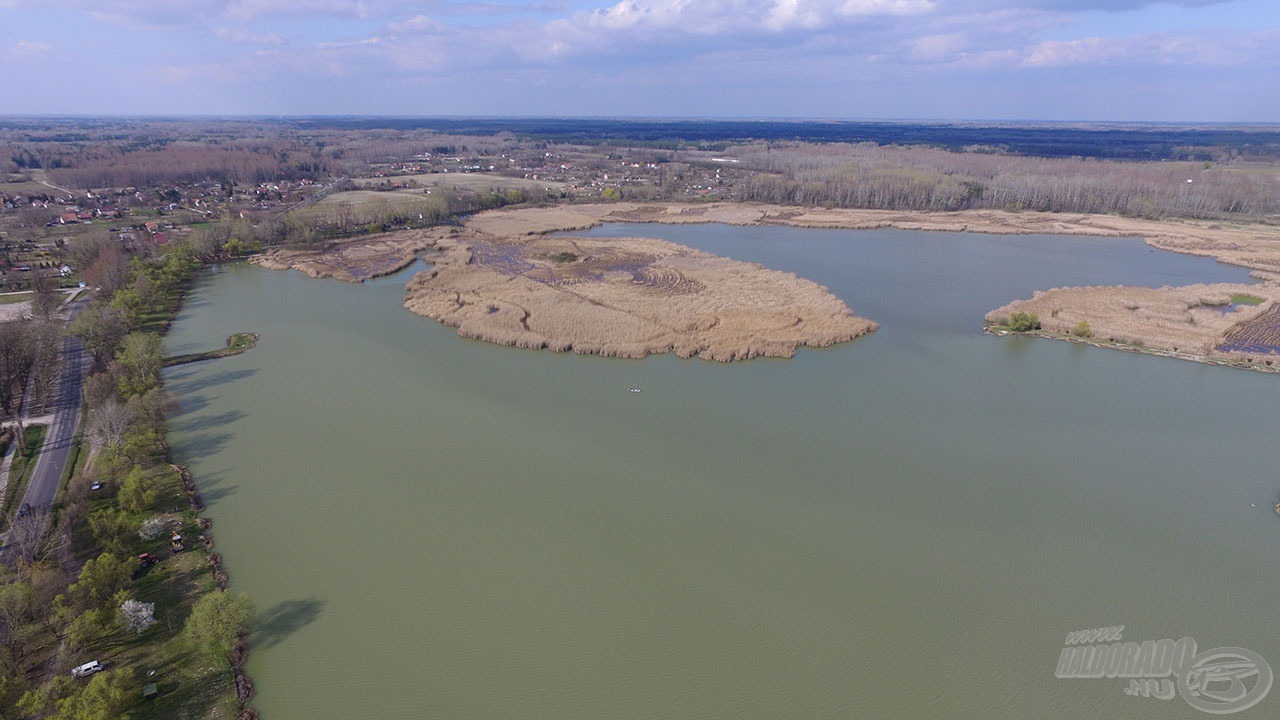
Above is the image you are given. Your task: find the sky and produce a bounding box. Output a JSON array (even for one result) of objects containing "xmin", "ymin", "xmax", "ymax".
[{"xmin": 0, "ymin": 0, "xmax": 1277, "ymax": 120}]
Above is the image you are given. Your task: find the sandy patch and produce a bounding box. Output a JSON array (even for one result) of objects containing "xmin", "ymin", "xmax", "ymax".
[{"xmin": 250, "ymin": 228, "xmax": 455, "ymax": 282}]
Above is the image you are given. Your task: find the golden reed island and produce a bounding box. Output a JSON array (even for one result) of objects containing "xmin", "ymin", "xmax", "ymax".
[{"xmin": 254, "ymin": 202, "xmax": 1280, "ymax": 367}]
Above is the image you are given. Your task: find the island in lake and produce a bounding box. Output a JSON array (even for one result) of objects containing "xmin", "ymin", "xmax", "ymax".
[{"xmin": 254, "ymin": 201, "xmax": 1280, "ymax": 369}]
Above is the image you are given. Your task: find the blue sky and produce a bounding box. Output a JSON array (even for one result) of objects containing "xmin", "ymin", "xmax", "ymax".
[{"xmin": 0, "ymin": 0, "xmax": 1277, "ymax": 120}]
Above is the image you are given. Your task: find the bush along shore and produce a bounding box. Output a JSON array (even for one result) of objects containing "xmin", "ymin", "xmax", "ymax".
[{"xmin": 1, "ymin": 236, "xmax": 258, "ymax": 720}]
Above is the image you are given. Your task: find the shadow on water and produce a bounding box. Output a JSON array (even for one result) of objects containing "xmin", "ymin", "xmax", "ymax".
[
  {"xmin": 172, "ymin": 431, "xmax": 234, "ymax": 462},
  {"xmin": 174, "ymin": 409, "xmax": 247, "ymax": 434},
  {"xmin": 174, "ymin": 393, "xmax": 213, "ymax": 415},
  {"xmin": 190, "ymin": 468, "xmax": 238, "ymax": 504},
  {"xmin": 253, "ymin": 598, "xmax": 326, "ymax": 650},
  {"xmin": 166, "ymin": 368, "xmax": 259, "ymax": 395}
]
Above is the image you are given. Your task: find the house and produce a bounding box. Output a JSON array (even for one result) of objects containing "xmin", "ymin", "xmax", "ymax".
[{"xmin": 59, "ymin": 212, "xmax": 78, "ymax": 224}]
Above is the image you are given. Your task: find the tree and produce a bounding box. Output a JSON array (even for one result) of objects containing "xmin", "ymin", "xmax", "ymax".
[
  {"xmin": 27, "ymin": 320, "xmax": 63, "ymax": 409},
  {"xmin": 0, "ymin": 581, "xmax": 34, "ymax": 675},
  {"xmin": 183, "ymin": 590, "xmax": 254, "ymax": 672},
  {"xmin": 31, "ymin": 272, "xmax": 61, "ymax": 320},
  {"xmin": 69, "ymin": 305, "xmax": 128, "ymax": 371},
  {"xmin": 66, "ymin": 553, "xmax": 131, "ymax": 611},
  {"xmin": 1007, "ymin": 312, "xmax": 1041, "ymax": 332},
  {"xmin": 80, "ymin": 241, "xmax": 129, "ymax": 297},
  {"xmin": 117, "ymin": 467, "xmax": 156, "ymax": 514},
  {"xmin": 82, "ymin": 368, "xmax": 122, "ymax": 410},
  {"xmin": 50, "ymin": 668, "xmax": 133, "ymax": 720},
  {"xmin": 7, "ymin": 507, "xmax": 61, "ymax": 566},
  {"xmin": 87, "ymin": 398, "xmax": 133, "ymax": 456},
  {"xmin": 138, "ymin": 516, "xmax": 165, "ymax": 542},
  {"xmin": 1073, "ymin": 320, "xmax": 1093, "ymax": 338},
  {"xmin": 0, "ymin": 320, "xmax": 36, "ymax": 447},
  {"xmin": 108, "ymin": 285, "xmax": 147, "ymax": 330},
  {"xmin": 126, "ymin": 387, "xmax": 178, "ymax": 434},
  {"xmin": 118, "ymin": 599, "xmax": 155, "ymax": 635},
  {"xmin": 114, "ymin": 332, "xmax": 163, "ymax": 398}
]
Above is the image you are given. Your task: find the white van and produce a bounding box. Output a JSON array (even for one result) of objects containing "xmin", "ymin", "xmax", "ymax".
[{"xmin": 71, "ymin": 660, "xmax": 102, "ymax": 678}]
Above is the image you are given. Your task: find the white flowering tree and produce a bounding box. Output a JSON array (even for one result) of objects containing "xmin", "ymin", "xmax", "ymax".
[
  {"xmin": 138, "ymin": 517, "xmax": 165, "ymax": 541},
  {"xmin": 119, "ymin": 598, "xmax": 156, "ymax": 635}
]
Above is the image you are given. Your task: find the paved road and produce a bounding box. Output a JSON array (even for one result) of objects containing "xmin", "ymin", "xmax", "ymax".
[{"xmin": 20, "ymin": 309, "xmax": 87, "ymax": 512}]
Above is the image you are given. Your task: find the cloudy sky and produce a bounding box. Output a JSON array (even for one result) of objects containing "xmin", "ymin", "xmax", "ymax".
[{"xmin": 1, "ymin": 0, "xmax": 1276, "ymax": 120}]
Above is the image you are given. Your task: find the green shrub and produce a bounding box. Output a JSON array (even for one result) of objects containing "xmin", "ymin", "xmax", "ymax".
[
  {"xmin": 1008, "ymin": 312, "xmax": 1040, "ymax": 332},
  {"xmin": 1073, "ymin": 320, "xmax": 1093, "ymax": 338}
]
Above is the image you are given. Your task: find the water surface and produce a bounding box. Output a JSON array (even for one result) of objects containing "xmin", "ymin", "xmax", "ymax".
[{"xmin": 165, "ymin": 226, "xmax": 1280, "ymax": 719}]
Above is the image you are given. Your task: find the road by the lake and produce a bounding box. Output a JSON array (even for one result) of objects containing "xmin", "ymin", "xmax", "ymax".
[{"xmin": 21, "ymin": 302, "xmax": 87, "ymax": 512}]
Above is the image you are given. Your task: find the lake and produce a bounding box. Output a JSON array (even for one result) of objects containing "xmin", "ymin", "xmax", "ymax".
[{"xmin": 164, "ymin": 224, "xmax": 1280, "ymax": 719}]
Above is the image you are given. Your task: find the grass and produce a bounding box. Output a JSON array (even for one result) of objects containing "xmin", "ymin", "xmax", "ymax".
[
  {"xmin": 2, "ymin": 424, "xmax": 46, "ymax": 522},
  {"xmin": 355, "ymin": 172, "xmax": 566, "ymax": 192},
  {"xmin": 1230, "ymin": 294, "xmax": 1265, "ymax": 306},
  {"xmin": 0, "ymin": 180, "xmax": 58, "ymax": 195},
  {"xmin": 58, "ymin": 431, "xmax": 87, "ymax": 502},
  {"xmin": 0, "ymin": 291, "xmax": 33, "ymax": 304},
  {"xmin": 65, "ymin": 456, "xmax": 240, "ymax": 719}
]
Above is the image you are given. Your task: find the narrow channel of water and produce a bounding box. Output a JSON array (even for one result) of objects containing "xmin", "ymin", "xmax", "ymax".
[{"xmin": 164, "ymin": 227, "xmax": 1280, "ymax": 719}]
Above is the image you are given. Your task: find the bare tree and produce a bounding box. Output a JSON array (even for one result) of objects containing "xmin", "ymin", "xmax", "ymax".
[
  {"xmin": 30, "ymin": 273, "xmax": 61, "ymax": 321},
  {"xmin": 87, "ymin": 398, "xmax": 133, "ymax": 455},
  {"xmin": 0, "ymin": 321, "xmax": 35, "ymax": 448},
  {"xmin": 8, "ymin": 507, "xmax": 63, "ymax": 566}
]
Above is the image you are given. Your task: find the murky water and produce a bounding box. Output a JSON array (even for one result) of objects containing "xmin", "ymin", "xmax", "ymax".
[{"xmin": 164, "ymin": 226, "xmax": 1280, "ymax": 719}]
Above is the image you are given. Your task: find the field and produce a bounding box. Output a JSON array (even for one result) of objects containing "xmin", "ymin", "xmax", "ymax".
[
  {"xmin": 354, "ymin": 172, "xmax": 564, "ymax": 193},
  {"xmin": 285, "ymin": 190, "xmax": 448, "ymax": 228}
]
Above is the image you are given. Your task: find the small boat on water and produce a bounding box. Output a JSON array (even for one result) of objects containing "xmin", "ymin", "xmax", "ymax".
[{"xmin": 628, "ymin": 387, "xmax": 642, "ymax": 393}]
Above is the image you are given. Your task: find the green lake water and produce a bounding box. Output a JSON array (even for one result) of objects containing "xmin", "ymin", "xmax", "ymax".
[{"xmin": 164, "ymin": 225, "xmax": 1280, "ymax": 719}]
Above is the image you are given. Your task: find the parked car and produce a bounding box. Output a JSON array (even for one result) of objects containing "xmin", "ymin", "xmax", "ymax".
[
  {"xmin": 90, "ymin": 481, "xmax": 102, "ymax": 491},
  {"xmin": 71, "ymin": 660, "xmax": 102, "ymax": 678},
  {"xmin": 17, "ymin": 503, "xmax": 30, "ymax": 518}
]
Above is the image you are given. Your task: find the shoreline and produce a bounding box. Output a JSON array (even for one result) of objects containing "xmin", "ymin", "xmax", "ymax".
[
  {"xmin": 157, "ymin": 270, "xmax": 260, "ymax": 718},
  {"xmin": 466, "ymin": 203, "xmax": 1280, "ymax": 370},
  {"xmin": 257, "ymin": 201, "xmax": 1280, "ymax": 369},
  {"xmin": 466, "ymin": 202, "xmax": 1280, "ymax": 276}
]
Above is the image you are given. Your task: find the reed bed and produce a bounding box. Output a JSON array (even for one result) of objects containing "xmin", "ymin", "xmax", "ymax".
[
  {"xmin": 986, "ymin": 283, "xmax": 1280, "ymax": 358},
  {"xmin": 403, "ymin": 230, "xmax": 874, "ymax": 361},
  {"xmin": 251, "ymin": 228, "xmax": 453, "ymax": 282}
]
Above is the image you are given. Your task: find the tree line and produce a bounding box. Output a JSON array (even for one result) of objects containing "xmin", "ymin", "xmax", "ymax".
[
  {"xmin": 1, "ymin": 237, "xmax": 253, "ymax": 719},
  {"xmin": 721, "ymin": 142, "xmax": 1280, "ymax": 219}
]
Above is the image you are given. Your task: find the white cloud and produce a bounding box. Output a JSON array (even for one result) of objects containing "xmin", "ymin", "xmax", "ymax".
[
  {"xmin": 387, "ymin": 14, "xmax": 444, "ymax": 34},
  {"xmin": 1018, "ymin": 30, "xmax": 1280, "ymax": 68},
  {"xmin": 225, "ymin": 0, "xmax": 369, "ymax": 21},
  {"xmin": 214, "ymin": 26, "xmax": 288, "ymax": 45},
  {"xmin": 11, "ymin": 39, "xmax": 53, "ymax": 56}
]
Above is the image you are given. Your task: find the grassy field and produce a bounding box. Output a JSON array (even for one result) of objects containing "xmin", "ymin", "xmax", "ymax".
[
  {"xmin": 285, "ymin": 189, "xmax": 450, "ymax": 232},
  {"xmin": 61, "ymin": 459, "xmax": 240, "ymax": 720},
  {"xmin": 0, "ymin": 180, "xmax": 60, "ymax": 195},
  {"xmin": 0, "ymin": 291, "xmax": 33, "ymax": 304},
  {"xmin": 355, "ymin": 172, "xmax": 565, "ymax": 192}
]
